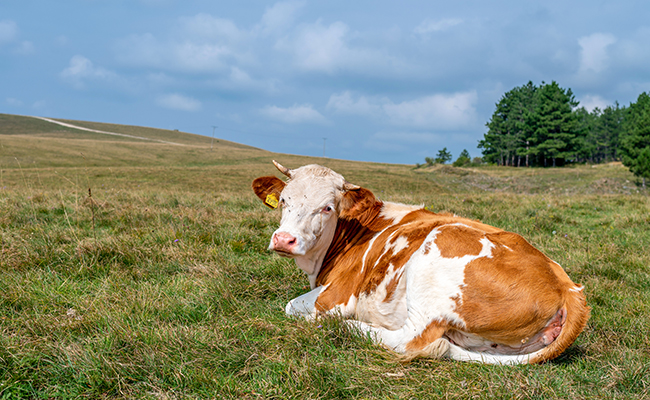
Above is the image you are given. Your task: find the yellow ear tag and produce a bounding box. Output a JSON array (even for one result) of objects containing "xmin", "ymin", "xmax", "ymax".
[{"xmin": 265, "ymin": 193, "xmax": 279, "ymax": 209}]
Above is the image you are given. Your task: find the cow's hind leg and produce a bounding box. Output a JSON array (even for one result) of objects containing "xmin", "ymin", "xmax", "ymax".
[{"xmin": 346, "ymin": 319, "xmax": 450, "ymax": 360}]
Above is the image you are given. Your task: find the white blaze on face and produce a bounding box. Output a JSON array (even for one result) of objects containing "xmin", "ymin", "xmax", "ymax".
[{"xmin": 269, "ymin": 165, "xmax": 345, "ymax": 275}]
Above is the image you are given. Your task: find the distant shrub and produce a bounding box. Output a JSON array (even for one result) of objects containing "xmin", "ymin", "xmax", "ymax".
[
  {"xmin": 435, "ymin": 148, "xmax": 452, "ymax": 164},
  {"xmin": 453, "ymin": 149, "xmax": 471, "ymax": 167}
]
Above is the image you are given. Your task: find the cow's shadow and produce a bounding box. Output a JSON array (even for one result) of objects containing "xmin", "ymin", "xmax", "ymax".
[{"xmin": 547, "ymin": 345, "xmax": 588, "ymax": 365}]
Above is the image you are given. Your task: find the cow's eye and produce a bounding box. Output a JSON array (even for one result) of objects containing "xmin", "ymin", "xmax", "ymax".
[{"xmin": 322, "ymin": 205, "xmax": 333, "ymax": 213}]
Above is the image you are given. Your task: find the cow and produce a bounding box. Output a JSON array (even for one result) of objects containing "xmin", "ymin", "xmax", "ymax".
[{"xmin": 252, "ymin": 161, "xmax": 590, "ymax": 364}]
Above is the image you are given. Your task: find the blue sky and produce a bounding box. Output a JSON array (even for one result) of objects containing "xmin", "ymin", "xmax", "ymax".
[{"xmin": 2, "ymin": 1, "xmax": 649, "ymax": 164}]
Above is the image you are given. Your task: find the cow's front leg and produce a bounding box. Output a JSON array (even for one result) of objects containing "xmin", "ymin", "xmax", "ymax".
[{"xmin": 285, "ymin": 286, "xmax": 325, "ymax": 319}]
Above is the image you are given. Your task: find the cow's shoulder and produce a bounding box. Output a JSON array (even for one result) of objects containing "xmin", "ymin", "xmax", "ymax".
[{"xmin": 379, "ymin": 202, "xmax": 423, "ymax": 224}]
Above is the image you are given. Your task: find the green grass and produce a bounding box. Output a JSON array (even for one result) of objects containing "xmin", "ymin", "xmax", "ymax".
[{"xmin": 1, "ymin": 114, "xmax": 649, "ymax": 398}]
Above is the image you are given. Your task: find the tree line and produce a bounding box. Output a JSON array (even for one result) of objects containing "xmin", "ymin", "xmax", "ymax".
[
  {"xmin": 475, "ymin": 81, "xmax": 650, "ymax": 184},
  {"xmin": 419, "ymin": 148, "xmax": 482, "ymax": 168}
]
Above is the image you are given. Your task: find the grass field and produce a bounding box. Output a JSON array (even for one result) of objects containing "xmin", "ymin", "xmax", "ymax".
[{"xmin": 1, "ymin": 113, "xmax": 649, "ymax": 398}]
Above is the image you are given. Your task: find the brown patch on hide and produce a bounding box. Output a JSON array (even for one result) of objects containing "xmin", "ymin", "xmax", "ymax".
[
  {"xmin": 454, "ymin": 231, "xmax": 568, "ymax": 346},
  {"xmin": 383, "ymin": 270, "xmax": 404, "ymax": 303},
  {"xmin": 405, "ymin": 320, "xmax": 447, "ymax": 352},
  {"xmin": 434, "ymin": 224, "xmax": 485, "ymax": 258}
]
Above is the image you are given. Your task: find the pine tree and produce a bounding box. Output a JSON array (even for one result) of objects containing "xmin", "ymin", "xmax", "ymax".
[
  {"xmin": 530, "ymin": 81, "xmax": 581, "ymax": 167},
  {"xmin": 480, "ymin": 81, "xmax": 537, "ymax": 166},
  {"xmin": 632, "ymin": 147, "xmax": 650, "ymax": 188},
  {"xmin": 435, "ymin": 147, "xmax": 452, "ymax": 164},
  {"xmin": 453, "ymin": 149, "xmax": 471, "ymax": 167},
  {"xmin": 598, "ymin": 102, "xmax": 626, "ymax": 162},
  {"xmin": 620, "ymin": 92, "xmax": 650, "ymax": 186},
  {"xmin": 576, "ymin": 102, "xmax": 626, "ymax": 164},
  {"xmin": 513, "ymin": 82, "xmax": 538, "ymax": 167},
  {"xmin": 575, "ymin": 107, "xmax": 596, "ymax": 163}
]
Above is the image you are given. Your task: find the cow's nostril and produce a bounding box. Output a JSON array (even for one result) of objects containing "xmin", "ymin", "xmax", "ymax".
[{"xmin": 273, "ymin": 232, "xmax": 298, "ymax": 252}]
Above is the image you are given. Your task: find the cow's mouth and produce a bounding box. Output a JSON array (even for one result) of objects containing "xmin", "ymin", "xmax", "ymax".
[{"xmin": 273, "ymin": 249, "xmax": 296, "ymax": 258}]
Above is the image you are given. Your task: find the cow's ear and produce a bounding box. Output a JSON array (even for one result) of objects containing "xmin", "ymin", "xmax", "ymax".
[
  {"xmin": 339, "ymin": 186, "xmax": 379, "ymax": 222},
  {"xmin": 252, "ymin": 176, "xmax": 286, "ymax": 209}
]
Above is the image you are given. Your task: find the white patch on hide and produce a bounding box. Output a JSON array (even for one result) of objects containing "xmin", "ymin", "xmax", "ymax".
[
  {"xmin": 387, "ymin": 235, "xmax": 410, "ymax": 255},
  {"xmin": 356, "ymin": 263, "xmax": 408, "ymax": 330},
  {"xmin": 380, "ymin": 202, "xmax": 422, "ymax": 224}
]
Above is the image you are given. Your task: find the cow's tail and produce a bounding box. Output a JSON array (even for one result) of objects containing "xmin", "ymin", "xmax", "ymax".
[
  {"xmin": 442, "ymin": 285, "xmax": 590, "ymax": 365},
  {"xmin": 527, "ymin": 284, "xmax": 590, "ymax": 364}
]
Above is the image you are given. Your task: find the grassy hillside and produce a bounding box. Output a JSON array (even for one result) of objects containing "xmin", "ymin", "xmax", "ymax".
[
  {"xmin": 0, "ymin": 113, "xmax": 262, "ymax": 168},
  {"xmin": 1, "ymin": 114, "xmax": 649, "ymax": 398}
]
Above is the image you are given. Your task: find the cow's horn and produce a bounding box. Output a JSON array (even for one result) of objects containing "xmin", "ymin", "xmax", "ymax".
[
  {"xmin": 342, "ymin": 181, "xmax": 360, "ymax": 191},
  {"xmin": 273, "ymin": 160, "xmax": 292, "ymax": 178}
]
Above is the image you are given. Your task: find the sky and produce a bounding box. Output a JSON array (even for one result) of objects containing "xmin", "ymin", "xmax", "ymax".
[{"xmin": 2, "ymin": 1, "xmax": 650, "ymax": 164}]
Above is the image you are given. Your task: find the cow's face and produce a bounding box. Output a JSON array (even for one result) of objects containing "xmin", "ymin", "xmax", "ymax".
[{"xmin": 252, "ymin": 162, "xmax": 361, "ymax": 273}]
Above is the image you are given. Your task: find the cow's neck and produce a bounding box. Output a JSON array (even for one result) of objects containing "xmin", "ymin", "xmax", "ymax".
[
  {"xmin": 295, "ymin": 249, "xmax": 330, "ymax": 289},
  {"xmin": 293, "ymin": 216, "xmax": 340, "ymax": 289},
  {"xmin": 314, "ymin": 201, "xmax": 423, "ymax": 288},
  {"xmin": 315, "ymin": 202, "xmax": 388, "ymax": 287}
]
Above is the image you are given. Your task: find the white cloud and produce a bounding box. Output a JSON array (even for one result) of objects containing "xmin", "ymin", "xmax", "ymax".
[
  {"xmin": 383, "ymin": 92, "xmax": 477, "ymax": 130},
  {"xmin": 414, "ymin": 18, "xmax": 463, "ymax": 35},
  {"xmin": 60, "ymin": 55, "xmax": 119, "ymax": 89},
  {"xmin": 327, "ymin": 90, "xmax": 478, "ymax": 130},
  {"xmin": 0, "ymin": 20, "xmax": 34, "ymax": 55},
  {"xmin": 113, "ymin": 5, "xmax": 407, "ymax": 92},
  {"xmin": 156, "ymin": 93, "xmax": 202, "ymax": 112},
  {"xmin": 227, "ymin": 66, "xmax": 278, "ymax": 92},
  {"xmin": 202, "ymin": 66, "xmax": 278, "ymax": 94},
  {"xmin": 616, "ymin": 27, "xmax": 650, "ymax": 71},
  {"xmin": 260, "ymin": 103, "xmax": 328, "ymax": 124},
  {"xmin": 5, "ymin": 97, "xmax": 23, "ymax": 107},
  {"xmin": 172, "ymin": 42, "xmax": 234, "ymax": 70},
  {"xmin": 179, "ymin": 13, "xmax": 241, "ymax": 41},
  {"xmin": 277, "ymin": 20, "xmax": 391, "ymax": 74},
  {"xmin": 578, "ymin": 33, "xmax": 616, "ymax": 73},
  {"xmin": 229, "ymin": 66, "xmax": 253, "ymax": 85},
  {"xmin": 373, "ymin": 131, "xmax": 444, "ymax": 144},
  {"xmin": 0, "ymin": 20, "xmax": 18, "ymax": 44},
  {"xmin": 284, "ymin": 21, "xmax": 348, "ymax": 73},
  {"xmin": 364, "ymin": 131, "xmax": 446, "ymax": 153},
  {"xmin": 139, "ymin": 0, "xmax": 174, "ymax": 5},
  {"xmin": 32, "ymin": 100, "xmax": 47, "ymax": 110},
  {"xmin": 16, "ymin": 41, "xmax": 34, "ymax": 55},
  {"xmin": 579, "ymin": 95, "xmax": 609, "ymax": 112},
  {"xmin": 326, "ymin": 91, "xmax": 383, "ymax": 116},
  {"xmin": 56, "ymin": 35, "xmax": 68, "ymax": 46},
  {"xmin": 116, "ymin": 33, "xmax": 234, "ymax": 73},
  {"xmin": 258, "ymin": 1, "xmax": 305, "ymax": 35},
  {"xmin": 146, "ymin": 72, "xmax": 176, "ymax": 86}
]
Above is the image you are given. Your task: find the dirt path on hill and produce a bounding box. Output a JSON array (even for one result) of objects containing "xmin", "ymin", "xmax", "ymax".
[{"xmin": 30, "ymin": 116, "xmax": 185, "ymax": 146}]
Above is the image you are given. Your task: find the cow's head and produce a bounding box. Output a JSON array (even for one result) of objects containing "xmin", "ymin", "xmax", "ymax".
[{"xmin": 252, "ymin": 161, "xmax": 375, "ymax": 274}]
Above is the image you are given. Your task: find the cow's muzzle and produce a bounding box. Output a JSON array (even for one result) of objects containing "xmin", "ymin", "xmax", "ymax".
[{"xmin": 271, "ymin": 231, "xmax": 298, "ymax": 255}]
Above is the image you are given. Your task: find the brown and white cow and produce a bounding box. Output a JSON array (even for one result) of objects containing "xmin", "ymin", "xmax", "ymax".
[{"xmin": 252, "ymin": 161, "xmax": 590, "ymax": 364}]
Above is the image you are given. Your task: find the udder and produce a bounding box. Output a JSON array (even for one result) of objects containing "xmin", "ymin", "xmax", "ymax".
[{"xmin": 445, "ymin": 307, "xmax": 567, "ymax": 355}]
